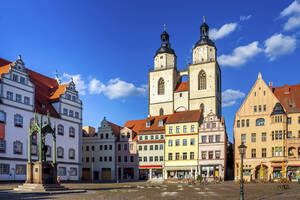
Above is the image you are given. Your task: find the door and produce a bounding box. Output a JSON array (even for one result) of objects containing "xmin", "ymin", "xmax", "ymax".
[
  {"xmin": 94, "ymin": 171, "xmax": 99, "ymax": 181},
  {"xmin": 82, "ymin": 168, "xmax": 91, "ymax": 180},
  {"xmin": 101, "ymin": 168, "xmax": 111, "ymax": 180}
]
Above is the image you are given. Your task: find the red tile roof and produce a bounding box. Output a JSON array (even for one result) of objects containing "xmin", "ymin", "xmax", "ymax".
[
  {"xmin": 175, "ymin": 81, "xmax": 189, "ymax": 92},
  {"xmin": 272, "ymin": 83, "xmax": 300, "ymax": 113},
  {"xmin": 166, "ymin": 109, "xmax": 202, "ymax": 124},
  {"xmin": 108, "ymin": 121, "xmax": 121, "ymax": 137},
  {"xmin": 0, "ymin": 57, "xmax": 69, "ymax": 118}
]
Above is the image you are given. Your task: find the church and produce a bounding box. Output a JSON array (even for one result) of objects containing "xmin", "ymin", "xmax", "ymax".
[{"xmin": 148, "ymin": 18, "xmax": 222, "ymax": 119}]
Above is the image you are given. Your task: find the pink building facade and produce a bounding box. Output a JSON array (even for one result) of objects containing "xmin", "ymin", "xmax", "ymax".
[{"xmin": 116, "ymin": 127, "xmax": 139, "ymax": 181}]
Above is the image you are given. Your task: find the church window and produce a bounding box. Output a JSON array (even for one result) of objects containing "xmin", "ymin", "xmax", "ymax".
[
  {"xmin": 198, "ymin": 70, "xmax": 206, "ymax": 90},
  {"xmin": 158, "ymin": 78, "xmax": 165, "ymax": 95},
  {"xmin": 159, "ymin": 108, "xmax": 164, "ymax": 116}
]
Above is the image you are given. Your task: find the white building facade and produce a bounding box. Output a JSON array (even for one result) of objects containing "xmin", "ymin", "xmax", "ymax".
[{"xmin": 0, "ymin": 56, "xmax": 82, "ymax": 181}]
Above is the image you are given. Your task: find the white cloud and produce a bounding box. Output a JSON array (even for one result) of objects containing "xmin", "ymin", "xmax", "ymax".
[
  {"xmin": 62, "ymin": 73, "xmax": 87, "ymax": 95},
  {"xmin": 222, "ymin": 89, "xmax": 245, "ymax": 107},
  {"xmin": 280, "ymin": 0, "xmax": 300, "ymax": 17},
  {"xmin": 264, "ymin": 33, "xmax": 296, "ymax": 61},
  {"xmin": 280, "ymin": 1, "xmax": 300, "ymax": 31},
  {"xmin": 209, "ymin": 23, "xmax": 238, "ymax": 40},
  {"xmin": 218, "ymin": 41, "xmax": 262, "ymax": 67},
  {"xmin": 88, "ymin": 78, "xmax": 105, "ymax": 94},
  {"xmin": 87, "ymin": 78, "xmax": 147, "ymax": 99},
  {"xmin": 240, "ymin": 15, "xmax": 252, "ymax": 21}
]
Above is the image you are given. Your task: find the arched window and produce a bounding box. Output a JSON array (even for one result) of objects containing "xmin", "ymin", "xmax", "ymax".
[
  {"xmin": 159, "ymin": 108, "xmax": 164, "ymax": 116},
  {"xmin": 14, "ymin": 114, "xmax": 23, "ymax": 127},
  {"xmin": 69, "ymin": 148, "xmax": 75, "ymax": 159},
  {"xmin": 69, "ymin": 127, "xmax": 75, "ymax": 137},
  {"xmin": 198, "ymin": 70, "xmax": 206, "ymax": 90},
  {"xmin": 57, "ymin": 124, "xmax": 64, "ymax": 135},
  {"xmin": 0, "ymin": 111, "xmax": 6, "ymax": 123},
  {"xmin": 256, "ymin": 118, "xmax": 265, "ymax": 126},
  {"xmin": 57, "ymin": 147, "xmax": 64, "ymax": 158},
  {"xmin": 13, "ymin": 141, "xmax": 23, "ymax": 154},
  {"xmin": 158, "ymin": 78, "xmax": 165, "ymax": 95}
]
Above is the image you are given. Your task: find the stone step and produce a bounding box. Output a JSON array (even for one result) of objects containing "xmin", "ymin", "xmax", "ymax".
[{"xmin": 14, "ymin": 184, "xmax": 66, "ymax": 192}]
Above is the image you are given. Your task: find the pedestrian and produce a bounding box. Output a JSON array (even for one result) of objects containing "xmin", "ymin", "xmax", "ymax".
[{"xmin": 57, "ymin": 176, "xmax": 61, "ymax": 185}]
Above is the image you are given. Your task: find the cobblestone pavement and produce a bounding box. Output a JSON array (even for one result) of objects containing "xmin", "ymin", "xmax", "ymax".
[{"xmin": 0, "ymin": 181, "xmax": 300, "ymax": 200}]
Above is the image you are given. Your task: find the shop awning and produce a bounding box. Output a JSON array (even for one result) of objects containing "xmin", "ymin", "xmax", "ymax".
[{"xmin": 139, "ymin": 165, "xmax": 162, "ymax": 169}]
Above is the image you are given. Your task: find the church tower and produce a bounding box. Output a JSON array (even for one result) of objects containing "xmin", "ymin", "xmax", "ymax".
[
  {"xmin": 148, "ymin": 25, "xmax": 178, "ymax": 116},
  {"xmin": 188, "ymin": 17, "xmax": 222, "ymax": 118}
]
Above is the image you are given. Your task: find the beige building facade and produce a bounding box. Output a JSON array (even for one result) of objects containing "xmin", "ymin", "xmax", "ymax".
[{"xmin": 234, "ymin": 73, "xmax": 300, "ymax": 182}]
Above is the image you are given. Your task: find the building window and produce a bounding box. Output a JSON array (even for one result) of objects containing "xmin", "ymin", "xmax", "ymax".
[
  {"xmin": 190, "ymin": 138, "xmax": 195, "ymax": 145},
  {"xmin": 150, "ymin": 145, "xmax": 153, "ymax": 151},
  {"xmin": 241, "ymin": 134, "xmax": 246, "ymax": 143},
  {"xmin": 138, "ymin": 157, "xmax": 142, "ymax": 162},
  {"xmin": 69, "ymin": 127, "xmax": 75, "ymax": 137},
  {"xmin": 104, "ymin": 157, "xmax": 107, "ymax": 162},
  {"xmin": 155, "ymin": 135, "xmax": 159, "ymax": 140},
  {"xmin": 0, "ymin": 164, "xmax": 10, "ymax": 174},
  {"xmin": 46, "ymin": 145, "xmax": 51, "ymax": 157},
  {"xmin": 124, "ymin": 156, "xmax": 128, "ymax": 162},
  {"xmin": 183, "ymin": 125, "xmax": 187, "ymax": 133},
  {"xmin": 241, "ymin": 120, "xmax": 245, "ymax": 127},
  {"xmin": 298, "ymin": 116, "xmax": 300, "ymax": 124},
  {"xmin": 110, "ymin": 145, "xmax": 113, "ymax": 150},
  {"xmin": 208, "ymin": 151, "xmax": 213, "ymax": 159},
  {"xmin": 70, "ymin": 168, "xmax": 77, "ymax": 176},
  {"xmin": 207, "ymin": 123, "xmax": 210, "ymax": 129},
  {"xmin": 118, "ymin": 144, "xmax": 121, "ymax": 151},
  {"xmin": 237, "ymin": 120, "xmax": 240, "ymax": 128},
  {"xmin": 145, "ymin": 136, "xmax": 148, "ymax": 140},
  {"xmin": 216, "ymin": 135, "xmax": 220, "ymax": 142},
  {"xmin": 155, "ymin": 145, "xmax": 158, "ymax": 150},
  {"xmin": 57, "ymin": 124, "xmax": 64, "ymax": 135},
  {"xmin": 75, "ymin": 112, "xmax": 79, "ymax": 119},
  {"xmin": 159, "ymin": 108, "xmax": 164, "ymax": 116},
  {"xmin": 139, "ymin": 136, "xmax": 142, "ymax": 140},
  {"xmin": 175, "ymin": 139, "xmax": 180, "ymax": 146},
  {"xmin": 287, "ymin": 131, "xmax": 292, "ymax": 138},
  {"xmin": 160, "ymin": 156, "xmax": 163, "ymax": 161},
  {"xmin": 124, "ymin": 144, "xmax": 128, "ymax": 150},
  {"xmin": 262, "ymin": 132, "xmax": 267, "ymax": 142},
  {"xmin": 215, "ymin": 151, "xmax": 221, "ymax": 159},
  {"xmin": 262, "ymin": 148, "xmax": 267, "ymax": 158},
  {"xmin": 130, "ymin": 156, "xmax": 134, "ymax": 162},
  {"xmin": 63, "ymin": 108, "xmax": 68, "ymax": 115},
  {"xmin": 209, "ymin": 135, "xmax": 213, "ymax": 143},
  {"xmin": 69, "ymin": 149, "xmax": 75, "ymax": 159},
  {"xmin": 254, "ymin": 105, "xmax": 257, "ymax": 112},
  {"xmin": 13, "ymin": 74, "xmax": 18, "ymax": 82},
  {"xmin": 263, "ymin": 105, "xmax": 266, "ymax": 112},
  {"xmin": 16, "ymin": 94, "xmax": 22, "ymax": 103},
  {"xmin": 144, "ymin": 145, "xmax": 147, "ymax": 151},
  {"xmin": 175, "ymin": 153, "xmax": 180, "ymax": 160},
  {"xmin": 146, "ymin": 121, "xmax": 150, "ymax": 127},
  {"xmin": 168, "ymin": 140, "xmax": 173, "ymax": 146},
  {"xmin": 154, "ymin": 156, "xmax": 158, "ymax": 162},
  {"xmin": 13, "ymin": 141, "xmax": 23, "ymax": 154},
  {"xmin": 105, "ymin": 133, "xmax": 109, "ymax": 139},
  {"xmin": 24, "ymin": 97, "xmax": 30, "ymax": 105},
  {"xmin": 151, "ymin": 135, "xmax": 154, "ymax": 140},
  {"xmin": 191, "ymin": 125, "xmax": 195, "ymax": 132},
  {"xmin": 69, "ymin": 110, "xmax": 73, "ymax": 117},
  {"xmin": 92, "ymin": 146, "xmax": 95, "ymax": 151},
  {"xmin": 287, "ymin": 117, "xmax": 292, "ymax": 124},
  {"xmin": 183, "ymin": 139, "xmax": 187, "ymax": 146},
  {"xmin": 251, "ymin": 133, "xmax": 256, "ymax": 143},
  {"xmin": 14, "ymin": 114, "xmax": 23, "ymax": 128},
  {"xmin": 251, "ymin": 149, "xmax": 256, "ymax": 158},
  {"xmin": 100, "ymin": 145, "xmax": 103, "ymax": 151},
  {"xmin": 246, "ymin": 119, "xmax": 249, "ymax": 127},
  {"xmin": 190, "ymin": 152, "xmax": 194, "ymax": 160},
  {"xmin": 0, "ymin": 140, "xmax": 6, "ymax": 153},
  {"xmin": 117, "ymin": 156, "xmax": 120, "ymax": 162},
  {"xmin": 57, "ymin": 147, "xmax": 64, "ymax": 158},
  {"xmin": 169, "ymin": 126, "xmax": 173, "ymax": 134},
  {"xmin": 143, "ymin": 157, "xmax": 147, "ymax": 162},
  {"xmin": 86, "ymin": 157, "xmax": 89, "ymax": 162},
  {"xmin": 160, "ymin": 144, "xmax": 163, "ymax": 150},
  {"xmin": 168, "ymin": 153, "xmax": 172, "ymax": 160},
  {"xmin": 256, "ymin": 118, "xmax": 265, "ymax": 126},
  {"xmin": 6, "ymin": 91, "xmax": 13, "ymax": 100},
  {"xmin": 198, "ymin": 70, "xmax": 206, "ymax": 90},
  {"xmin": 202, "ymin": 136, "xmax": 207, "ymax": 143},
  {"xmin": 183, "ymin": 152, "xmax": 187, "ymax": 160},
  {"xmin": 58, "ymin": 167, "xmax": 66, "ymax": 176},
  {"xmin": 176, "ymin": 126, "xmax": 180, "ymax": 133},
  {"xmin": 158, "ymin": 78, "xmax": 165, "ymax": 95},
  {"xmin": 16, "ymin": 164, "xmax": 26, "ymax": 175},
  {"xmin": 201, "ymin": 151, "xmax": 206, "ymax": 159},
  {"xmin": 138, "ymin": 145, "xmax": 142, "ymax": 151},
  {"xmin": 259, "ymin": 105, "xmax": 262, "ymax": 112},
  {"xmin": 0, "ymin": 111, "xmax": 6, "ymax": 123}
]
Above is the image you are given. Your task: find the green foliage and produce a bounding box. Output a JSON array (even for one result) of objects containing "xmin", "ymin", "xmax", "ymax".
[{"xmin": 197, "ymin": 174, "xmax": 203, "ymax": 182}]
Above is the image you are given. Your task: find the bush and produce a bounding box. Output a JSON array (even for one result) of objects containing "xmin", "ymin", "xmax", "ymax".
[{"xmin": 197, "ymin": 174, "xmax": 203, "ymax": 182}]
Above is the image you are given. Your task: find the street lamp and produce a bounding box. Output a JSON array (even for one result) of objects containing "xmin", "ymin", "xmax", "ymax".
[{"xmin": 238, "ymin": 142, "xmax": 247, "ymax": 200}]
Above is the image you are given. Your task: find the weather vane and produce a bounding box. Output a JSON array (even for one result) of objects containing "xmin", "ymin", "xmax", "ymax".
[{"xmin": 164, "ymin": 24, "xmax": 166, "ymax": 31}]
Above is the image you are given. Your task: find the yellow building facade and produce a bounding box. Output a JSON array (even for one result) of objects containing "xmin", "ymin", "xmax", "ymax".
[
  {"xmin": 164, "ymin": 110, "xmax": 201, "ymax": 180},
  {"xmin": 234, "ymin": 73, "xmax": 300, "ymax": 182}
]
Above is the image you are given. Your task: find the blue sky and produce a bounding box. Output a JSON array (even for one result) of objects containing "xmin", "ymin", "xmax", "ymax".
[{"xmin": 1, "ymin": 0, "xmax": 300, "ymax": 142}]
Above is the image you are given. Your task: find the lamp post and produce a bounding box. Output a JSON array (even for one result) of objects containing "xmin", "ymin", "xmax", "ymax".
[{"xmin": 238, "ymin": 142, "xmax": 247, "ymax": 200}]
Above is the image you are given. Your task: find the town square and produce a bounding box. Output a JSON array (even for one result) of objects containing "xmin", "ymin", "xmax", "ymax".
[{"xmin": 1, "ymin": 0, "xmax": 300, "ymax": 199}]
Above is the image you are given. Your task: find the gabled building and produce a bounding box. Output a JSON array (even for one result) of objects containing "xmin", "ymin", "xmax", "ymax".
[
  {"xmin": 0, "ymin": 56, "xmax": 82, "ymax": 181},
  {"xmin": 234, "ymin": 73, "xmax": 300, "ymax": 182},
  {"xmin": 82, "ymin": 117, "xmax": 120, "ymax": 182}
]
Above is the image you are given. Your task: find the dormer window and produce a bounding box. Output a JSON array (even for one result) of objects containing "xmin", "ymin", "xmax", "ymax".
[
  {"xmin": 146, "ymin": 121, "xmax": 150, "ymax": 128},
  {"xmin": 158, "ymin": 120, "xmax": 163, "ymax": 127}
]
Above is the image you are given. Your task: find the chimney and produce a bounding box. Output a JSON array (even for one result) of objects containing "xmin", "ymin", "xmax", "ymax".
[{"xmin": 269, "ymin": 82, "xmax": 273, "ymax": 88}]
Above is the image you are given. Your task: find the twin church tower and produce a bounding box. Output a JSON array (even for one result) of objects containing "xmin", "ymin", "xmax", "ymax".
[{"xmin": 148, "ymin": 19, "xmax": 222, "ymax": 118}]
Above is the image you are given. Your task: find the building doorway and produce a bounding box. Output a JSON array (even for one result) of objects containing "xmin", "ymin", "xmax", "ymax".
[
  {"xmin": 101, "ymin": 168, "xmax": 111, "ymax": 180},
  {"xmin": 94, "ymin": 171, "xmax": 99, "ymax": 181}
]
